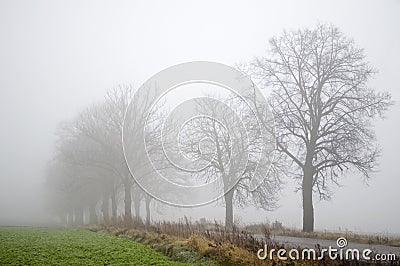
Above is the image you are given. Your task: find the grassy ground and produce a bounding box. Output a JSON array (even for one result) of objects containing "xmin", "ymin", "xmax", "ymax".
[{"xmin": 0, "ymin": 227, "xmax": 199, "ymax": 266}]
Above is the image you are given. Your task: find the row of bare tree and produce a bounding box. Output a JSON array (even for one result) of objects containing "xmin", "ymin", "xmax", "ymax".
[
  {"xmin": 44, "ymin": 83, "xmax": 282, "ymax": 228},
  {"xmin": 45, "ymin": 87, "xmax": 153, "ymax": 225},
  {"xmin": 45, "ymin": 24, "xmax": 392, "ymax": 232}
]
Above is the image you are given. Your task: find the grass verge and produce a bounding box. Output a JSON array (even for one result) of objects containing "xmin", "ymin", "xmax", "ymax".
[{"xmin": 88, "ymin": 221, "xmax": 381, "ymax": 265}]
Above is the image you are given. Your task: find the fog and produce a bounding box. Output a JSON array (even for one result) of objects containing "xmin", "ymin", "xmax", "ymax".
[{"xmin": 0, "ymin": 0, "xmax": 399, "ymax": 234}]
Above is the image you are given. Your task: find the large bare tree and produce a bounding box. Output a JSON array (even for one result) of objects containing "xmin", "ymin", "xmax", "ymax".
[{"xmin": 248, "ymin": 24, "xmax": 392, "ymax": 232}]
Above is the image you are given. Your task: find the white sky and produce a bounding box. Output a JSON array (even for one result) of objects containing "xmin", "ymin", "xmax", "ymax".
[{"xmin": 0, "ymin": 0, "xmax": 399, "ymax": 234}]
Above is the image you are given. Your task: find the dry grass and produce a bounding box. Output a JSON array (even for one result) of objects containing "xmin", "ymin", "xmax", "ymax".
[{"xmin": 84, "ymin": 217, "xmax": 399, "ymax": 265}]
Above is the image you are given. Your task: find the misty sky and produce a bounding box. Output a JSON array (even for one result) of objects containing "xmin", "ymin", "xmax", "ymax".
[{"xmin": 0, "ymin": 0, "xmax": 399, "ymax": 234}]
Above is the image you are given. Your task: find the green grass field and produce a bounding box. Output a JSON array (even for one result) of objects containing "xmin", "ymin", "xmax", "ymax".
[{"xmin": 0, "ymin": 227, "xmax": 198, "ymax": 266}]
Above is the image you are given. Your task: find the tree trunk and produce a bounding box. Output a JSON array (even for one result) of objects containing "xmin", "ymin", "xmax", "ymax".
[
  {"xmin": 67, "ymin": 211, "xmax": 74, "ymax": 226},
  {"xmin": 124, "ymin": 178, "xmax": 132, "ymax": 222},
  {"xmin": 224, "ymin": 189, "xmax": 234, "ymax": 228},
  {"xmin": 133, "ymin": 197, "xmax": 140, "ymax": 219},
  {"xmin": 111, "ymin": 190, "xmax": 117, "ymax": 219},
  {"xmin": 101, "ymin": 194, "xmax": 109, "ymax": 223},
  {"xmin": 302, "ymin": 165, "xmax": 314, "ymax": 232},
  {"xmin": 89, "ymin": 203, "xmax": 97, "ymax": 224},
  {"xmin": 75, "ymin": 206, "xmax": 84, "ymax": 225},
  {"xmin": 145, "ymin": 196, "xmax": 151, "ymax": 225}
]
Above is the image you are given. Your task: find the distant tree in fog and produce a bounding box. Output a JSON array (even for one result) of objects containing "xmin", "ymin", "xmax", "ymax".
[
  {"xmin": 45, "ymin": 85, "xmax": 170, "ymax": 225},
  {"xmin": 46, "ymin": 105, "xmax": 121, "ymax": 225},
  {"xmin": 247, "ymin": 24, "xmax": 392, "ymax": 232}
]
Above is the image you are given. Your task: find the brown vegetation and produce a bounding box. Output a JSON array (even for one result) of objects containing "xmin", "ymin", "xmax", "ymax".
[{"xmin": 84, "ymin": 217, "xmax": 399, "ymax": 265}]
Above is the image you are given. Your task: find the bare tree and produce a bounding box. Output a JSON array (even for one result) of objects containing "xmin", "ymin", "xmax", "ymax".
[
  {"xmin": 44, "ymin": 151, "xmax": 106, "ymax": 225},
  {"xmin": 60, "ymin": 104, "xmax": 124, "ymax": 220},
  {"xmin": 103, "ymin": 86, "xmax": 137, "ymax": 222},
  {"xmin": 46, "ymin": 86, "xmax": 137, "ymax": 224},
  {"xmin": 179, "ymin": 96, "xmax": 281, "ymax": 227},
  {"xmin": 46, "ymin": 84, "xmax": 174, "ymax": 225},
  {"xmin": 248, "ymin": 24, "xmax": 392, "ymax": 232},
  {"xmin": 122, "ymin": 85, "xmax": 179, "ymax": 223}
]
